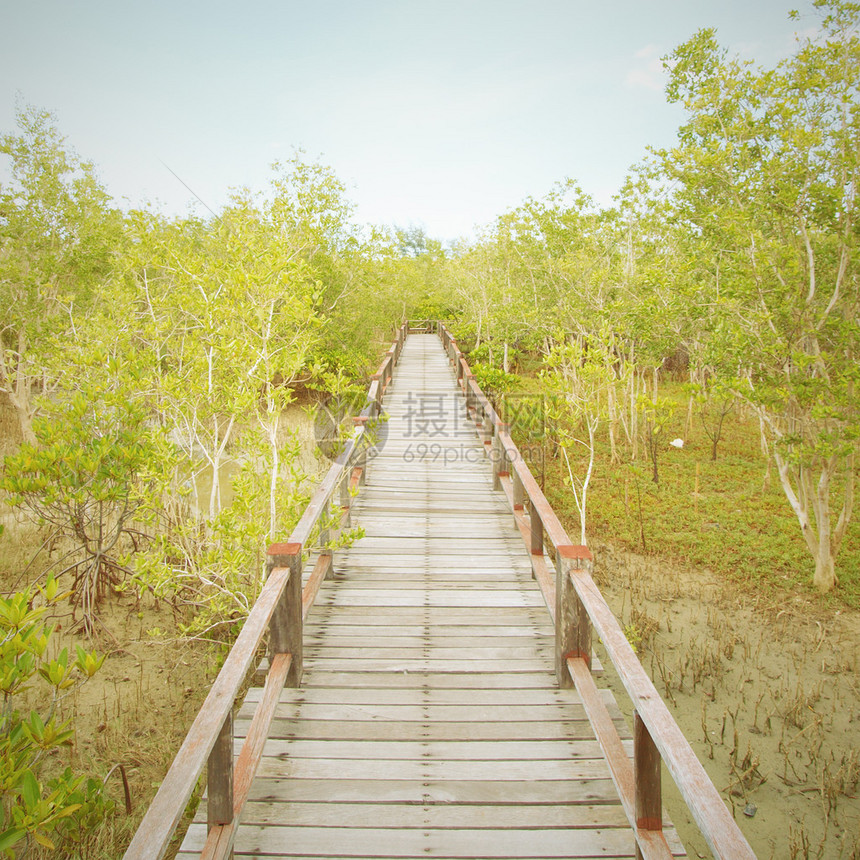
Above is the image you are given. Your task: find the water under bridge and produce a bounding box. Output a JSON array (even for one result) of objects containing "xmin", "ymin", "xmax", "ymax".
[{"xmin": 123, "ymin": 324, "xmax": 755, "ymax": 860}]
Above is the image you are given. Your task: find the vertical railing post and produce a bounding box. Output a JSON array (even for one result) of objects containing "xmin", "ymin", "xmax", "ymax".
[
  {"xmin": 353, "ymin": 416, "xmax": 368, "ymax": 485},
  {"xmin": 266, "ymin": 542, "xmax": 303, "ymax": 687},
  {"xmin": 635, "ymin": 712, "xmax": 663, "ymax": 860},
  {"xmin": 528, "ymin": 500, "xmax": 543, "ymax": 580},
  {"xmin": 319, "ymin": 500, "xmax": 330, "ymax": 549},
  {"xmin": 512, "ymin": 469, "xmax": 525, "ymax": 529},
  {"xmin": 207, "ymin": 709, "xmax": 234, "ymax": 856},
  {"xmin": 339, "ymin": 468, "xmax": 351, "ymax": 526},
  {"xmin": 530, "ymin": 501, "xmax": 543, "ymax": 557},
  {"xmin": 492, "ymin": 422, "xmax": 509, "ymax": 491},
  {"xmin": 555, "ymin": 545, "xmax": 593, "ymax": 688},
  {"xmin": 482, "ymin": 406, "xmax": 495, "ymax": 448},
  {"xmin": 371, "ymin": 374, "xmax": 382, "ymax": 417},
  {"xmin": 318, "ymin": 500, "xmax": 335, "ymax": 580}
]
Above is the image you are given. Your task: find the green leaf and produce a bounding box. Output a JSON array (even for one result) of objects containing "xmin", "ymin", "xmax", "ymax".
[
  {"xmin": 19, "ymin": 769, "xmax": 40, "ymax": 808},
  {"xmin": 0, "ymin": 828, "xmax": 26, "ymax": 853}
]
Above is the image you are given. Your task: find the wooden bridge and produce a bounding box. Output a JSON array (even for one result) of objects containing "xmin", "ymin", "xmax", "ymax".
[{"xmin": 124, "ymin": 324, "xmax": 756, "ymax": 860}]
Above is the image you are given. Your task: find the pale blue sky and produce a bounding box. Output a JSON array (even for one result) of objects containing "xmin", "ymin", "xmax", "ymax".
[{"xmin": 0, "ymin": 1, "xmax": 810, "ymax": 241}]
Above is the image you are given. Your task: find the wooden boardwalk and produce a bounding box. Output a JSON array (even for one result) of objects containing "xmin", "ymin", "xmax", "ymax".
[{"xmin": 177, "ymin": 334, "xmax": 685, "ymax": 859}]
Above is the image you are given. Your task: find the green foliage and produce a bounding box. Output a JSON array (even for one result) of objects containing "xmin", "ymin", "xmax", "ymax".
[
  {"xmin": 0, "ymin": 103, "xmax": 121, "ymax": 444},
  {"xmin": 0, "ymin": 578, "xmax": 111, "ymax": 857},
  {"xmin": 637, "ymin": 395, "xmax": 676, "ymax": 485},
  {"xmin": 657, "ymin": 4, "xmax": 860, "ymax": 590},
  {"xmin": 686, "ymin": 380, "xmax": 737, "ymax": 461},
  {"xmin": 1, "ymin": 352, "xmax": 168, "ymax": 634},
  {"xmin": 128, "ymin": 429, "xmax": 310, "ymax": 643},
  {"xmin": 542, "ymin": 381, "xmax": 860, "ymax": 607},
  {"xmin": 471, "ymin": 363, "xmax": 519, "ymax": 401}
]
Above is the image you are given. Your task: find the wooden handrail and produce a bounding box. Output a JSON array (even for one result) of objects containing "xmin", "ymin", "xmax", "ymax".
[
  {"xmin": 435, "ymin": 322, "xmax": 755, "ymax": 860},
  {"xmin": 123, "ymin": 323, "xmax": 409, "ymax": 860}
]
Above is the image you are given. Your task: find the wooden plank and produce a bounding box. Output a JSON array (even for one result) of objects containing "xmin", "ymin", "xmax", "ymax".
[
  {"xmin": 244, "ymin": 702, "xmax": 600, "ymax": 723},
  {"xmin": 298, "ymin": 659, "xmax": 562, "ymax": 674},
  {"xmin": 243, "ymin": 686, "xmax": 588, "ymax": 706},
  {"xmin": 233, "ymin": 719, "xmax": 627, "ymax": 743},
  {"xmin": 304, "ymin": 643, "xmax": 555, "ymax": 657},
  {"xmin": 240, "ymin": 776, "xmax": 622, "ymax": 804},
  {"xmin": 196, "ymin": 800, "xmax": 632, "ymax": 829},
  {"xmin": 179, "ymin": 823, "xmax": 639, "ymax": 858},
  {"xmin": 317, "ymin": 590, "xmax": 546, "ymax": 607},
  {"xmin": 247, "ymin": 737, "xmax": 629, "ymax": 761},
  {"xmin": 247, "ymin": 756, "xmax": 614, "ymax": 783},
  {"xmin": 296, "ymin": 670, "xmax": 559, "ymax": 689},
  {"xmin": 303, "ymin": 607, "xmax": 551, "ymax": 621},
  {"xmin": 303, "ymin": 626, "xmax": 553, "ymax": 639},
  {"xmin": 323, "ymin": 575, "xmax": 539, "ymax": 588},
  {"xmin": 300, "ymin": 647, "xmax": 555, "ymax": 662}
]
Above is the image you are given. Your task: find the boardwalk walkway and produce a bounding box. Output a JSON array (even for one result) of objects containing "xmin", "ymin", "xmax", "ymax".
[{"xmin": 177, "ymin": 334, "xmax": 685, "ymax": 859}]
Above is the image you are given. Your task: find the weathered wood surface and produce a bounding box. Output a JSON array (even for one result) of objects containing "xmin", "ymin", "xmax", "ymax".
[{"xmin": 178, "ymin": 334, "xmax": 684, "ymax": 859}]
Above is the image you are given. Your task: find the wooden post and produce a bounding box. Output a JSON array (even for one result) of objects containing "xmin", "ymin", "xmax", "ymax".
[
  {"xmin": 371, "ymin": 374, "xmax": 383, "ymax": 417},
  {"xmin": 483, "ymin": 408, "xmax": 494, "ymax": 448},
  {"xmin": 266, "ymin": 543, "xmax": 303, "ymax": 687},
  {"xmin": 207, "ymin": 709, "xmax": 233, "ymax": 844},
  {"xmin": 635, "ymin": 711, "xmax": 663, "ymax": 860},
  {"xmin": 319, "ymin": 500, "xmax": 330, "ymax": 549},
  {"xmin": 318, "ymin": 501, "xmax": 335, "ymax": 581},
  {"xmin": 512, "ymin": 469, "xmax": 525, "ymax": 534},
  {"xmin": 555, "ymin": 545, "xmax": 593, "ymax": 687},
  {"xmin": 353, "ymin": 416, "xmax": 368, "ymax": 485},
  {"xmin": 339, "ymin": 469, "xmax": 350, "ymax": 510},
  {"xmin": 492, "ymin": 423, "xmax": 509, "ymax": 491},
  {"xmin": 530, "ymin": 502, "xmax": 543, "ymax": 556}
]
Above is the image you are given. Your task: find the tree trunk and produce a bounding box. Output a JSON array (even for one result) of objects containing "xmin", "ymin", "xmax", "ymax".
[
  {"xmin": 775, "ymin": 452, "xmax": 840, "ymax": 592},
  {"xmin": 814, "ymin": 551, "xmax": 837, "ymax": 592},
  {"xmin": 9, "ymin": 391, "xmax": 37, "ymax": 446},
  {"xmin": 267, "ymin": 413, "xmax": 281, "ymax": 540},
  {"xmin": 607, "ymin": 384, "xmax": 619, "ymax": 464},
  {"xmin": 0, "ymin": 333, "xmax": 38, "ymax": 446}
]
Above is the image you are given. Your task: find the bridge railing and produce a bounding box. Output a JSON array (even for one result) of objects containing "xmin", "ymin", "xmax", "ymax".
[
  {"xmin": 436, "ymin": 323, "xmax": 755, "ymax": 860},
  {"xmin": 123, "ymin": 322, "xmax": 409, "ymax": 860}
]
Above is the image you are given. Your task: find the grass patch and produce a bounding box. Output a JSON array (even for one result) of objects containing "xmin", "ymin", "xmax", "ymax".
[{"xmin": 512, "ymin": 381, "xmax": 860, "ymax": 608}]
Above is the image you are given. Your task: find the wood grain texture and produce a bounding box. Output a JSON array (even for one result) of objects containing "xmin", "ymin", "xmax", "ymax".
[{"xmin": 172, "ymin": 334, "xmax": 686, "ymax": 860}]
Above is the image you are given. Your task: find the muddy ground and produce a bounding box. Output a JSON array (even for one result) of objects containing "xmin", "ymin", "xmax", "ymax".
[{"xmin": 592, "ymin": 540, "xmax": 860, "ymax": 860}]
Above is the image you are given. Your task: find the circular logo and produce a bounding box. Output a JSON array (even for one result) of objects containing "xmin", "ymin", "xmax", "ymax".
[{"xmin": 313, "ymin": 391, "xmax": 389, "ymax": 462}]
